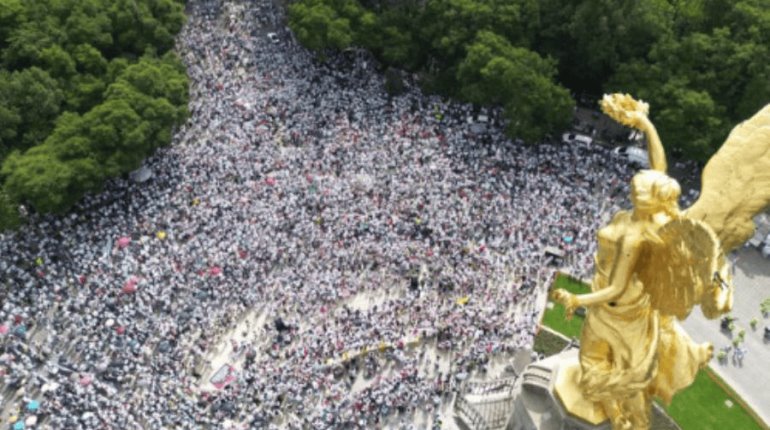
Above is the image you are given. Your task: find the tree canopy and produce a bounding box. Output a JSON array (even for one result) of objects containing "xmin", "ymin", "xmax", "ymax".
[
  {"xmin": 0, "ymin": 0, "xmax": 188, "ymax": 229},
  {"xmin": 288, "ymin": 0, "xmax": 770, "ymax": 161},
  {"xmin": 456, "ymin": 32, "xmax": 572, "ymax": 142}
]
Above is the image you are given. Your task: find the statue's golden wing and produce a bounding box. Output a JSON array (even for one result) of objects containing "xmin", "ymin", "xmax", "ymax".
[
  {"xmin": 637, "ymin": 218, "xmax": 723, "ymax": 320},
  {"xmin": 685, "ymin": 104, "xmax": 770, "ymax": 252}
]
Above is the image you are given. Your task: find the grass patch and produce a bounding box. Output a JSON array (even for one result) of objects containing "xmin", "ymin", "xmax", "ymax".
[
  {"xmin": 665, "ymin": 369, "xmax": 764, "ymax": 430},
  {"xmin": 541, "ymin": 272, "xmax": 766, "ymax": 430},
  {"xmin": 533, "ymin": 328, "xmax": 569, "ymax": 356},
  {"xmin": 542, "ymin": 273, "xmax": 591, "ymax": 338}
]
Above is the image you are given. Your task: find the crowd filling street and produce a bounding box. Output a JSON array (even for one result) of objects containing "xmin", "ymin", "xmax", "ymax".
[{"xmin": 0, "ymin": 0, "xmax": 706, "ymax": 429}]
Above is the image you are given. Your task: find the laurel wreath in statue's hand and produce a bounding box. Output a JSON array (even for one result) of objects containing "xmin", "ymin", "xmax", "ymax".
[{"xmin": 601, "ymin": 93, "xmax": 650, "ymax": 131}]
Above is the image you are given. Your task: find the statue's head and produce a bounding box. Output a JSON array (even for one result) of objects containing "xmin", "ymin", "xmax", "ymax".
[{"xmin": 630, "ymin": 170, "xmax": 681, "ymax": 217}]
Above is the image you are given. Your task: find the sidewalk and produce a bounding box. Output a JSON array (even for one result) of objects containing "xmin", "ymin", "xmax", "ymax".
[{"xmin": 680, "ymin": 247, "xmax": 770, "ymax": 428}]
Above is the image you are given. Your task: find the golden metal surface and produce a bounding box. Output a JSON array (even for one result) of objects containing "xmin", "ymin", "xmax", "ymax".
[
  {"xmin": 554, "ymin": 355, "xmax": 608, "ymax": 425},
  {"xmin": 551, "ymin": 94, "xmax": 770, "ymax": 430}
]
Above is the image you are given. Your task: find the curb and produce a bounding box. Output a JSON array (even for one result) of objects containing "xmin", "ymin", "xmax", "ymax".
[{"xmin": 703, "ymin": 366, "xmax": 769, "ymax": 430}]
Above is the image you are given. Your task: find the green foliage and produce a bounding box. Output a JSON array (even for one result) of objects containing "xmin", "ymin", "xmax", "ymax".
[
  {"xmin": 105, "ymin": 0, "xmax": 185, "ymax": 55},
  {"xmin": 39, "ymin": 44, "xmax": 77, "ymax": 78},
  {"xmin": 2, "ymin": 144, "xmax": 103, "ymax": 214},
  {"xmin": 288, "ymin": 0, "xmax": 361, "ymax": 53},
  {"xmin": 607, "ymin": 20, "xmax": 770, "ymax": 160},
  {"xmin": 288, "ymin": 0, "xmax": 572, "ymax": 143},
  {"xmin": 532, "ymin": 328, "xmax": 569, "ymax": 356},
  {"xmin": 2, "ymin": 21, "xmax": 58, "ymax": 70},
  {"xmin": 0, "ymin": 0, "xmax": 24, "ymax": 51},
  {"xmin": 288, "ymin": 0, "xmax": 770, "ymax": 160},
  {"xmin": 0, "ymin": 0, "xmax": 188, "ymax": 229},
  {"xmin": 565, "ymin": 0, "xmax": 673, "ymax": 91},
  {"xmin": 761, "ymin": 297, "xmax": 770, "ymax": 314},
  {"xmin": 0, "ymin": 67, "xmax": 64, "ymax": 153},
  {"xmin": 0, "ymin": 190, "xmax": 20, "ymax": 231},
  {"xmin": 420, "ymin": 0, "xmax": 540, "ymax": 70},
  {"xmin": 608, "ymin": 69, "xmax": 726, "ymax": 161},
  {"xmin": 457, "ymin": 32, "xmax": 573, "ymax": 142}
]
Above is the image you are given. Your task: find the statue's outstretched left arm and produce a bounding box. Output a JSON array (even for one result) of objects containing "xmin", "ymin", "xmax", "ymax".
[{"xmin": 553, "ymin": 233, "xmax": 642, "ymax": 316}]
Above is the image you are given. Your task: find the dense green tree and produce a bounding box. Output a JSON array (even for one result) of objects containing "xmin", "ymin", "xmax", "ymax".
[
  {"xmin": 62, "ymin": 44, "xmax": 110, "ymax": 111},
  {"xmin": 0, "ymin": 0, "xmax": 188, "ymax": 227},
  {"xmin": 2, "ymin": 21, "xmax": 59, "ymax": 69},
  {"xmin": 105, "ymin": 0, "xmax": 185, "ymax": 55},
  {"xmin": 608, "ymin": 19, "xmax": 770, "ymax": 160},
  {"xmin": 0, "ymin": 0, "xmax": 24, "ymax": 51},
  {"xmin": 419, "ymin": 0, "xmax": 539, "ymax": 73},
  {"xmin": 60, "ymin": 0, "xmax": 113, "ymax": 50},
  {"xmin": 107, "ymin": 55, "xmax": 189, "ymax": 147},
  {"xmin": 65, "ymin": 74, "xmax": 107, "ymax": 115},
  {"xmin": 1, "ymin": 53, "xmax": 188, "ymax": 215},
  {"xmin": 728, "ymin": 0, "xmax": 770, "ymax": 43},
  {"xmin": 2, "ymin": 145, "xmax": 103, "ymax": 214},
  {"xmin": 735, "ymin": 64, "xmax": 770, "ymax": 120},
  {"xmin": 110, "ymin": 54, "xmax": 189, "ymax": 109},
  {"xmin": 0, "ymin": 190, "xmax": 20, "ymax": 230},
  {"xmin": 652, "ymin": 82, "xmax": 725, "ymax": 161},
  {"xmin": 533, "ymin": 0, "xmax": 578, "ymax": 63},
  {"xmin": 0, "ymin": 105, "xmax": 21, "ymax": 156},
  {"xmin": 79, "ymin": 99, "xmax": 149, "ymax": 177},
  {"xmin": 0, "ymin": 67, "xmax": 64, "ymax": 152},
  {"xmin": 654, "ymin": 29, "xmax": 767, "ymax": 112},
  {"xmin": 457, "ymin": 32, "xmax": 573, "ymax": 142},
  {"xmin": 39, "ymin": 44, "xmax": 77, "ymax": 79},
  {"xmin": 371, "ymin": 6, "xmax": 422, "ymax": 69},
  {"xmin": 72, "ymin": 44, "xmax": 108, "ymax": 75},
  {"xmin": 379, "ymin": 23, "xmax": 418, "ymax": 67},
  {"xmin": 565, "ymin": 0, "xmax": 674, "ymax": 92},
  {"xmin": 288, "ymin": 0, "xmax": 364, "ymax": 53}
]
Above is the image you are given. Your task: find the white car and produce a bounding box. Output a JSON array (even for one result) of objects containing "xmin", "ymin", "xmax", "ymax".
[
  {"xmin": 267, "ymin": 33, "xmax": 279, "ymax": 44},
  {"xmin": 562, "ymin": 132, "xmax": 592, "ymax": 146},
  {"xmin": 613, "ymin": 146, "xmax": 650, "ymax": 169}
]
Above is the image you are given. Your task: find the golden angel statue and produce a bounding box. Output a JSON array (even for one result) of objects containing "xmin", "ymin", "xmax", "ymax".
[{"xmin": 551, "ymin": 93, "xmax": 770, "ymax": 429}]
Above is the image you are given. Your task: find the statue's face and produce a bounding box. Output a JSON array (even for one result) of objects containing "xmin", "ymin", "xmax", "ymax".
[{"xmin": 630, "ymin": 173, "xmax": 654, "ymax": 214}]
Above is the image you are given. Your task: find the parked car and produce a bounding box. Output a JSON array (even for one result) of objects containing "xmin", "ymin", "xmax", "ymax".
[
  {"xmin": 613, "ymin": 145, "xmax": 650, "ymax": 169},
  {"xmin": 267, "ymin": 32, "xmax": 279, "ymax": 44},
  {"xmin": 561, "ymin": 132, "xmax": 593, "ymax": 146}
]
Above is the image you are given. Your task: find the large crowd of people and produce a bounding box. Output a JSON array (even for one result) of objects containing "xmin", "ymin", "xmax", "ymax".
[{"xmin": 0, "ymin": 0, "xmax": 652, "ymax": 428}]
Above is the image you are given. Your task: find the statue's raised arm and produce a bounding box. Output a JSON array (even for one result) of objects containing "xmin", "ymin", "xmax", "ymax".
[
  {"xmin": 600, "ymin": 93, "xmax": 667, "ymax": 173},
  {"xmin": 549, "ymin": 94, "xmax": 770, "ymax": 430}
]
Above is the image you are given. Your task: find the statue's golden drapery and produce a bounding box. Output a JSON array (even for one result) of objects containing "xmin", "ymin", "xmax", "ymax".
[{"xmin": 552, "ymin": 94, "xmax": 770, "ymax": 430}]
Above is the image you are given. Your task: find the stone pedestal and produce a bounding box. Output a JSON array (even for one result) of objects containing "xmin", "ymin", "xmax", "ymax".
[{"xmin": 506, "ymin": 349, "xmax": 610, "ymax": 430}]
